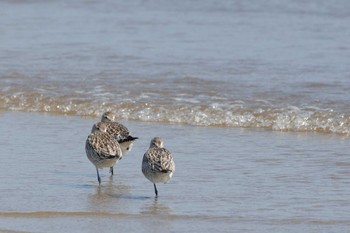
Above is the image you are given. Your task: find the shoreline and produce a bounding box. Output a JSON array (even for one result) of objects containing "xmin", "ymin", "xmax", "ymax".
[
  {"xmin": 0, "ymin": 111, "xmax": 349, "ymax": 233},
  {"xmin": 1, "ymin": 109, "xmax": 349, "ymax": 138}
]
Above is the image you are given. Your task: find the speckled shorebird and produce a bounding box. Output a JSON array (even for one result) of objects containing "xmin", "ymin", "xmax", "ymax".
[
  {"xmin": 100, "ymin": 111, "xmax": 138, "ymax": 157},
  {"xmin": 86, "ymin": 122, "xmax": 122, "ymax": 185},
  {"xmin": 142, "ymin": 137, "xmax": 175, "ymax": 197}
]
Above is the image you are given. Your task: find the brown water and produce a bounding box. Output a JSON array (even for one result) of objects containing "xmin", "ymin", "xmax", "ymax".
[{"xmin": 0, "ymin": 112, "xmax": 349, "ymax": 232}]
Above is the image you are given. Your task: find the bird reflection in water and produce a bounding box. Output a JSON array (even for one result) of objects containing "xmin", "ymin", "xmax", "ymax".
[
  {"xmin": 141, "ymin": 198, "xmax": 172, "ymax": 216},
  {"xmin": 88, "ymin": 176, "xmax": 132, "ymax": 210}
]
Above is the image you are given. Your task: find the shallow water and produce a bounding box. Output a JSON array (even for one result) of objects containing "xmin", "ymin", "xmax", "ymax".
[
  {"xmin": 1, "ymin": 0, "xmax": 350, "ymax": 134},
  {"xmin": 0, "ymin": 112, "xmax": 349, "ymax": 232},
  {"xmin": 1, "ymin": 1, "xmax": 350, "ymax": 231}
]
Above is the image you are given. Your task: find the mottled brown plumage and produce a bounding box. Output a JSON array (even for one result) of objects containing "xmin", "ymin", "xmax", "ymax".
[
  {"xmin": 142, "ymin": 137, "xmax": 175, "ymax": 197},
  {"xmin": 98, "ymin": 111, "xmax": 138, "ymax": 156},
  {"xmin": 86, "ymin": 122, "xmax": 122, "ymax": 184}
]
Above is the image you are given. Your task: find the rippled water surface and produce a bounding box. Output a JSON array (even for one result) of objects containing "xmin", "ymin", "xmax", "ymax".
[
  {"xmin": 0, "ymin": 112, "xmax": 350, "ymax": 232},
  {"xmin": 1, "ymin": 1, "xmax": 350, "ymax": 231},
  {"xmin": 1, "ymin": 0, "xmax": 350, "ymax": 134}
]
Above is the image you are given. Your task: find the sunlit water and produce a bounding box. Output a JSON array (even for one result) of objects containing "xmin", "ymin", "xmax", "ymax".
[
  {"xmin": 1, "ymin": 0, "xmax": 350, "ymax": 134},
  {"xmin": 1, "ymin": 0, "xmax": 350, "ymax": 231},
  {"xmin": 0, "ymin": 112, "xmax": 349, "ymax": 232}
]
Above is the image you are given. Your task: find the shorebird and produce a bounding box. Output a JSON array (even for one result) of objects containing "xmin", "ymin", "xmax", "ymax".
[
  {"xmin": 142, "ymin": 137, "xmax": 175, "ymax": 197},
  {"xmin": 100, "ymin": 111, "xmax": 138, "ymax": 157},
  {"xmin": 86, "ymin": 122, "xmax": 122, "ymax": 184}
]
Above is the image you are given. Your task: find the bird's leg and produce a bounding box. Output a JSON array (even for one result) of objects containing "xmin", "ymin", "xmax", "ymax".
[
  {"xmin": 154, "ymin": 183, "xmax": 158, "ymax": 197},
  {"xmin": 109, "ymin": 166, "xmax": 114, "ymax": 175},
  {"xmin": 96, "ymin": 168, "xmax": 101, "ymax": 185}
]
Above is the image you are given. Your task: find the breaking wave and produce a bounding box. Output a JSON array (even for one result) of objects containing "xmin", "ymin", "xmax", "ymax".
[{"xmin": 1, "ymin": 90, "xmax": 350, "ymax": 135}]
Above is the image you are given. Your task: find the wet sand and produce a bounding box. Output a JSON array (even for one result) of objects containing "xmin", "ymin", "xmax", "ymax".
[{"xmin": 0, "ymin": 111, "xmax": 350, "ymax": 233}]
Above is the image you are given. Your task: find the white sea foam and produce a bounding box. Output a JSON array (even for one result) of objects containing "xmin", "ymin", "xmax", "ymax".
[{"xmin": 1, "ymin": 91, "xmax": 350, "ymax": 135}]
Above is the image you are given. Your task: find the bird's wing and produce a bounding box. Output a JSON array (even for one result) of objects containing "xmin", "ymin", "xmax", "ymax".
[{"xmin": 144, "ymin": 148, "xmax": 174, "ymax": 173}]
